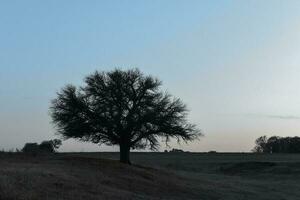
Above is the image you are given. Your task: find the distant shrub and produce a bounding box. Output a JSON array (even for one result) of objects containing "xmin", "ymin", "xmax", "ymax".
[
  {"xmin": 22, "ymin": 139, "xmax": 62, "ymax": 154},
  {"xmin": 39, "ymin": 141, "xmax": 55, "ymax": 153},
  {"xmin": 51, "ymin": 139, "xmax": 62, "ymax": 149},
  {"xmin": 22, "ymin": 143, "xmax": 39, "ymax": 154},
  {"xmin": 169, "ymin": 148, "xmax": 184, "ymax": 153}
]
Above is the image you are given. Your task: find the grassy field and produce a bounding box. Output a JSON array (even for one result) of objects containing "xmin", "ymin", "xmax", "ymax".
[{"xmin": 0, "ymin": 152, "xmax": 300, "ymax": 200}]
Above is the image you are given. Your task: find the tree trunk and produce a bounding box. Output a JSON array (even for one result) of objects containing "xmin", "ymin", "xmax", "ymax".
[{"xmin": 119, "ymin": 144, "xmax": 131, "ymax": 164}]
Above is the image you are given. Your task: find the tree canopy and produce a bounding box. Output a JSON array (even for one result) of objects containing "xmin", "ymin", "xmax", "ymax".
[
  {"xmin": 50, "ymin": 68, "xmax": 201, "ymax": 164},
  {"xmin": 252, "ymin": 135, "xmax": 300, "ymax": 153},
  {"xmin": 22, "ymin": 139, "xmax": 62, "ymax": 154}
]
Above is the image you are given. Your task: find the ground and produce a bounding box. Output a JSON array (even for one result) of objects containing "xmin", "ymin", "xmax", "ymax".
[{"xmin": 0, "ymin": 152, "xmax": 300, "ymax": 200}]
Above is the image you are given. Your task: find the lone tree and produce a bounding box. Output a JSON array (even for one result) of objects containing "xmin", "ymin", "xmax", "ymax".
[{"xmin": 50, "ymin": 69, "xmax": 200, "ymax": 164}]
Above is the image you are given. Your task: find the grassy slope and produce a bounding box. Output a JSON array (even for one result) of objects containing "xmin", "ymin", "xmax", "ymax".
[
  {"xmin": 1, "ymin": 152, "xmax": 300, "ymax": 200},
  {"xmin": 0, "ymin": 153, "xmax": 202, "ymax": 200},
  {"xmin": 68, "ymin": 152, "xmax": 300, "ymax": 200}
]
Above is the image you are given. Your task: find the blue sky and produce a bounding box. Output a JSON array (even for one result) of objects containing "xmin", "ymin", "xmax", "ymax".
[{"xmin": 1, "ymin": 0, "xmax": 300, "ymax": 152}]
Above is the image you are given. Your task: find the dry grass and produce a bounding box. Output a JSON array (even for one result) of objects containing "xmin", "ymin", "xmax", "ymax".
[
  {"xmin": 73, "ymin": 152, "xmax": 300, "ymax": 200},
  {"xmin": 0, "ymin": 153, "xmax": 201, "ymax": 200},
  {"xmin": 1, "ymin": 152, "xmax": 300, "ymax": 200}
]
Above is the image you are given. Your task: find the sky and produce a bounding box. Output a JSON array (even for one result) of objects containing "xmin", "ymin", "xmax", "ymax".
[{"xmin": 1, "ymin": 0, "xmax": 300, "ymax": 152}]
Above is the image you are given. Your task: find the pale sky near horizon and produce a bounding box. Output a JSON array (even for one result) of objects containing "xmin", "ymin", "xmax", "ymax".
[{"xmin": 1, "ymin": 0, "xmax": 300, "ymax": 152}]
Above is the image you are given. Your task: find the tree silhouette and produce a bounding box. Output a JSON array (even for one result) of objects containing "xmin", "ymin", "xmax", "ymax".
[
  {"xmin": 252, "ymin": 135, "xmax": 268, "ymax": 153},
  {"xmin": 252, "ymin": 135, "xmax": 300, "ymax": 153},
  {"xmin": 50, "ymin": 69, "xmax": 200, "ymax": 164},
  {"xmin": 22, "ymin": 139, "xmax": 62, "ymax": 154}
]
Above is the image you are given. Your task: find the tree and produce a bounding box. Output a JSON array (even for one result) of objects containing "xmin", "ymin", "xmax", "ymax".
[
  {"xmin": 51, "ymin": 139, "xmax": 62, "ymax": 150},
  {"xmin": 252, "ymin": 135, "xmax": 267, "ymax": 153},
  {"xmin": 50, "ymin": 69, "xmax": 200, "ymax": 164},
  {"xmin": 21, "ymin": 139, "xmax": 62, "ymax": 154},
  {"xmin": 266, "ymin": 136, "xmax": 281, "ymax": 153},
  {"xmin": 22, "ymin": 143, "xmax": 39, "ymax": 154},
  {"xmin": 39, "ymin": 139, "xmax": 62, "ymax": 153},
  {"xmin": 252, "ymin": 135, "xmax": 300, "ymax": 153}
]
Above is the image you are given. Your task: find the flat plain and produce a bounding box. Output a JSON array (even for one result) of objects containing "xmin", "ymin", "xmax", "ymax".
[{"xmin": 0, "ymin": 152, "xmax": 300, "ymax": 200}]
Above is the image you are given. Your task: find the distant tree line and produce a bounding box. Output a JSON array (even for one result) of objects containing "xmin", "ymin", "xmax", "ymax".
[
  {"xmin": 164, "ymin": 148, "xmax": 185, "ymax": 153},
  {"xmin": 22, "ymin": 139, "xmax": 62, "ymax": 154},
  {"xmin": 253, "ymin": 136, "xmax": 300, "ymax": 153}
]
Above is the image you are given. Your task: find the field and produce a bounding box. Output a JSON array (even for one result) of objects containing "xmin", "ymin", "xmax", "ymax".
[{"xmin": 0, "ymin": 152, "xmax": 300, "ymax": 200}]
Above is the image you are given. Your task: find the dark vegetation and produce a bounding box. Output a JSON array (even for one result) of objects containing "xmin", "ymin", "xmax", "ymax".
[
  {"xmin": 0, "ymin": 153, "xmax": 202, "ymax": 200},
  {"xmin": 22, "ymin": 139, "xmax": 62, "ymax": 154},
  {"xmin": 253, "ymin": 135, "xmax": 300, "ymax": 153},
  {"xmin": 1, "ymin": 68, "xmax": 299, "ymax": 199},
  {"xmin": 164, "ymin": 148, "xmax": 186, "ymax": 153},
  {"xmin": 1, "ymin": 152, "xmax": 298, "ymax": 200},
  {"xmin": 50, "ymin": 69, "xmax": 200, "ymax": 164}
]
